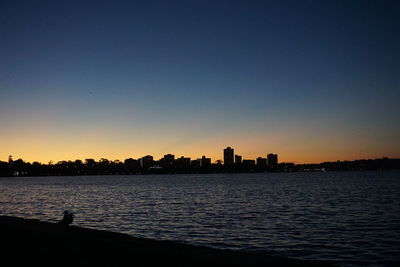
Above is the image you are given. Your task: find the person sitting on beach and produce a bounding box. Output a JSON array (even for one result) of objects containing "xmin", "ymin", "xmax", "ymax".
[{"xmin": 59, "ymin": 210, "xmax": 74, "ymax": 226}]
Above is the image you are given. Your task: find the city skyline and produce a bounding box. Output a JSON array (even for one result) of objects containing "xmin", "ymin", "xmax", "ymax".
[
  {"xmin": 3, "ymin": 147, "xmax": 396, "ymax": 166},
  {"xmin": 2, "ymin": 143, "xmax": 399, "ymax": 164},
  {"xmin": 3, "ymin": 149, "xmax": 398, "ymax": 178},
  {"xmin": 6, "ymin": 146, "xmax": 278, "ymax": 165},
  {"xmin": 1, "ymin": 1, "xmax": 399, "ymax": 164}
]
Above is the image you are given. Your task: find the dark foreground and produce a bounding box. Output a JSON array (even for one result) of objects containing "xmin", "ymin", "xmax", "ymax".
[{"xmin": 0, "ymin": 216, "xmax": 332, "ymax": 266}]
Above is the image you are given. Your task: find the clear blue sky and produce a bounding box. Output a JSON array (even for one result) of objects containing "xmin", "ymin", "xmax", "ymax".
[{"xmin": 1, "ymin": 0, "xmax": 399, "ymax": 163}]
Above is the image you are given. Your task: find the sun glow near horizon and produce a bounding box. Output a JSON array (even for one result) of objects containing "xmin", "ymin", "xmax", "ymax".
[{"xmin": 1, "ymin": 129, "xmax": 399, "ymax": 165}]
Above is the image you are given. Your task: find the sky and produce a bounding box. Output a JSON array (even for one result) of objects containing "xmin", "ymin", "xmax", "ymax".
[{"xmin": 0, "ymin": 0, "xmax": 399, "ymax": 164}]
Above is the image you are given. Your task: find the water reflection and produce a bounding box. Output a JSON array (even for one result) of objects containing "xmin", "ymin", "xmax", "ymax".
[{"xmin": 0, "ymin": 172, "xmax": 399, "ymax": 265}]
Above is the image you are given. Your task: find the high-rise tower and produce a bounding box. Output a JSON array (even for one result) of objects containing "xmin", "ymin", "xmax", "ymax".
[
  {"xmin": 267, "ymin": 153, "xmax": 278, "ymax": 170},
  {"xmin": 224, "ymin": 147, "xmax": 234, "ymax": 166}
]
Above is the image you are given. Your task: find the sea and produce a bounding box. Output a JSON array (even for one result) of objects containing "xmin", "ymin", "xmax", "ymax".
[{"xmin": 0, "ymin": 171, "xmax": 399, "ymax": 266}]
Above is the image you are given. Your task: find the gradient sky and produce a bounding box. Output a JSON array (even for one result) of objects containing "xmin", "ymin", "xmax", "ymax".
[{"xmin": 1, "ymin": 0, "xmax": 399, "ymax": 164}]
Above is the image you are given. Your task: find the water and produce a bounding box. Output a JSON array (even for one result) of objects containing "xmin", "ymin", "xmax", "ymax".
[{"xmin": 0, "ymin": 171, "xmax": 399, "ymax": 266}]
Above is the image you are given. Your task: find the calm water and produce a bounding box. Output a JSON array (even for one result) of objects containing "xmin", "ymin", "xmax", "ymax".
[{"xmin": 1, "ymin": 171, "xmax": 399, "ymax": 266}]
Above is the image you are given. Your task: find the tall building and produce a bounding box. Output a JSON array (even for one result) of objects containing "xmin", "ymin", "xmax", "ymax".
[
  {"xmin": 267, "ymin": 153, "xmax": 278, "ymax": 170},
  {"xmin": 256, "ymin": 157, "xmax": 267, "ymax": 169},
  {"xmin": 224, "ymin": 147, "xmax": 234, "ymax": 166},
  {"xmin": 235, "ymin": 155, "xmax": 242, "ymax": 165}
]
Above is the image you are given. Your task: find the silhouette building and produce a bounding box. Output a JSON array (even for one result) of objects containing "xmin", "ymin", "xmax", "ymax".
[
  {"xmin": 256, "ymin": 157, "xmax": 267, "ymax": 169},
  {"xmin": 175, "ymin": 156, "xmax": 190, "ymax": 168},
  {"xmin": 235, "ymin": 155, "xmax": 242, "ymax": 165},
  {"xmin": 163, "ymin": 154, "xmax": 175, "ymax": 162},
  {"xmin": 242, "ymin": 159, "xmax": 255, "ymax": 168},
  {"xmin": 200, "ymin": 156, "xmax": 211, "ymax": 167},
  {"xmin": 162, "ymin": 154, "xmax": 175, "ymax": 167},
  {"xmin": 191, "ymin": 159, "xmax": 200, "ymax": 168},
  {"xmin": 224, "ymin": 147, "xmax": 234, "ymax": 166},
  {"xmin": 267, "ymin": 153, "xmax": 278, "ymax": 170},
  {"xmin": 140, "ymin": 155, "xmax": 154, "ymax": 169}
]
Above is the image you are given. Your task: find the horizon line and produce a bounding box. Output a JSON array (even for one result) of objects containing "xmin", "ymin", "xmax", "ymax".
[{"xmin": 4, "ymin": 155, "xmax": 398, "ymax": 166}]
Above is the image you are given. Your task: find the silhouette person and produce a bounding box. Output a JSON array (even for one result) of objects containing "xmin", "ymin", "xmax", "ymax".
[{"xmin": 59, "ymin": 210, "xmax": 74, "ymax": 226}]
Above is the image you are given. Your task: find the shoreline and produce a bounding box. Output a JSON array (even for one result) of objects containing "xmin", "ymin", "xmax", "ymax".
[
  {"xmin": 1, "ymin": 169, "xmax": 398, "ymax": 179},
  {"xmin": 0, "ymin": 215, "xmax": 332, "ymax": 266}
]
